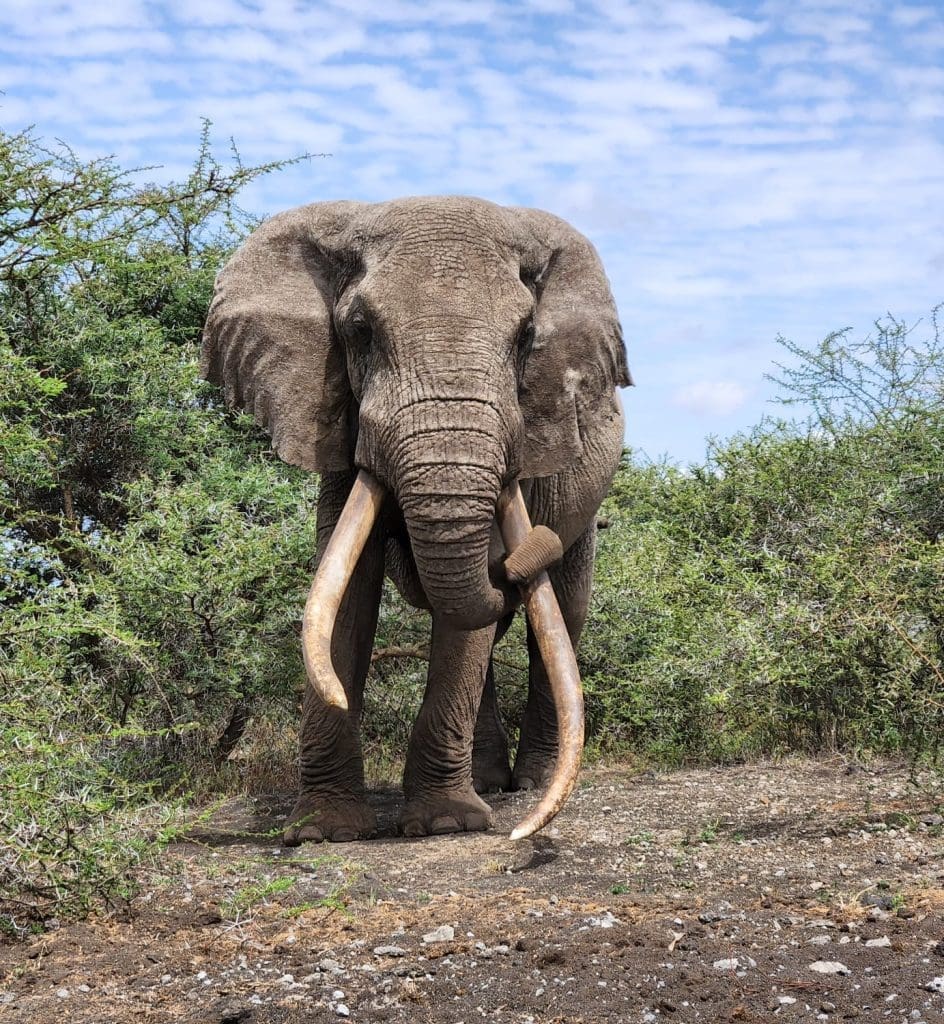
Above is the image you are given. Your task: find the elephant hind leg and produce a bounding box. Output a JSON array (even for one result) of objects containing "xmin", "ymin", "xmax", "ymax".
[
  {"xmin": 513, "ymin": 523, "xmax": 594, "ymax": 791},
  {"xmin": 400, "ymin": 616, "xmax": 497, "ymax": 836},
  {"xmin": 472, "ymin": 612, "xmax": 515, "ymax": 793}
]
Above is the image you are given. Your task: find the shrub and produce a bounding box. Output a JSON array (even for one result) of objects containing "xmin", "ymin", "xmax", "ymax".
[{"xmin": 0, "ymin": 124, "xmax": 306, "ymax": 931}]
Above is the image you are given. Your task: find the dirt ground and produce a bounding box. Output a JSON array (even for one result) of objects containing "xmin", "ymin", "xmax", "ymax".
[{"xmin": 2, "ymin": 757, "xmax": 943, "ymax": 1023}]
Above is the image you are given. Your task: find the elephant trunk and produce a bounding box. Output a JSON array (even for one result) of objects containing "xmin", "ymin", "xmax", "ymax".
[{"xmin": 393, "ymin": 413, "xmax": 514, "ymax": 631}]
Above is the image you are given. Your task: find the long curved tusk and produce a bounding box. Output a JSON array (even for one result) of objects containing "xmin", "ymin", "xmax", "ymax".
[
  {"xmin": 496, "ymin": 481, "xmax": 585, "ymax": 841},
  {"xmin": 301, "ymin": 469, "xmax": 385, "ymax": 711}
]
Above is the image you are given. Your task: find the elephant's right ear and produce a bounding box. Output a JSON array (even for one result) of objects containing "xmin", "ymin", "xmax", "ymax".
[{"xmin": 201, "ymin": 202, "xmax": 363, "ymax": 473}]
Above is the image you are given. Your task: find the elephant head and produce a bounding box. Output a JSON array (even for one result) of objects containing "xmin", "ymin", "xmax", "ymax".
[
  {"xmin": 201, "ymin": 197, "xmax": 629, "ymax": 835},
  {"xmin": 203, "ymin": 196, "xmax": 627, "ymax": 621}
]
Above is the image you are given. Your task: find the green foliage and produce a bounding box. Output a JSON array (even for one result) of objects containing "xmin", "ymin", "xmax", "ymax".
[
  {"xmin": 583, "ymin": 310, "xmax": 944, "ymax": 764},
  {"xmin": 1, "ymin": 124, "xmax": 306, "ymax": 932}
]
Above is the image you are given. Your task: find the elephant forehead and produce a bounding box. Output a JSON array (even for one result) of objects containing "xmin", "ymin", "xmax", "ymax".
[
  {"xmin": 368, "ymin": 261, "xmax": 530, "ymax": 332},
  {"xmin": 368, "ymin": 196, "xmax": 513, "ymax": 253}
]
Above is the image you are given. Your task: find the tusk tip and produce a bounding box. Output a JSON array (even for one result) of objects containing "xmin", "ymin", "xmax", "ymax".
[
  {"xmin": 326, "ymin": 692, "xmax": 349, "ymax": 712},
  {"xmin": 307, "ymin": 678, "xmax": 349, "ymax": 711},
  {"xmin": 509, "ymin": 824, "xmax": 533, "ymax": 842}
]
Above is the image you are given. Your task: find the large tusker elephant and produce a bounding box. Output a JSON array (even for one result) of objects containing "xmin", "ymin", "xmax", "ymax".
[{"xmin": 201, "ymin": 196, "xmax": 630, "ymax": 844}]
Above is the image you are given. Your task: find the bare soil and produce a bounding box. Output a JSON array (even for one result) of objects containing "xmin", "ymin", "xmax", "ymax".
[{"xmin": 2, "ymin": 758, "xmax": 943, "ymax": 1023}]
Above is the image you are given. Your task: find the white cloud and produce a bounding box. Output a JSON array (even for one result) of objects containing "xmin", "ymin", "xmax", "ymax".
[
  {"xmin": 889, "ymin": 5, "xmax": 938, "ymax": 28},
  {"xmin": 0, "ymin": 0, "xmax": 940, "ymax": 461},
  {"xmin": 672, "ymin": 380, "xmax": 750, "ymax": 416}
]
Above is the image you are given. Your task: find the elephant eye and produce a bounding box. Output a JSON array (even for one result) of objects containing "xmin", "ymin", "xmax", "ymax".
[
  {"xmin": 515, "ymin": 315, "xmax": 535, "ymax": 383},
  {"xmin": 344, "ymin": 309, "xmax": 373, "ymax": 349},
  {"xmin": 517, "ymin": 316, "xmax": 535, "ymax": 357}
]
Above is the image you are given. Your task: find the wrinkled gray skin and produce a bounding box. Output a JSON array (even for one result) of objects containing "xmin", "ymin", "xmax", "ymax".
[{"xmin": 202, "ymin": 197, "xmax": 629, "ymax": 843}]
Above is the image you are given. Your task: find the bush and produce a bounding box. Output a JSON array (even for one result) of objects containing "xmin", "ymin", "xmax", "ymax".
[
  {"xmin": 583, "ymin": 311, "xmax": 944, "ymax": 763},
  {"xmin": 0, "ymin": 124, "xmax": 307, "ymax": 931}
]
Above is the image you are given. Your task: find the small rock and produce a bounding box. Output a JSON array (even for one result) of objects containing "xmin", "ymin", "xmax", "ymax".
[
  {"xmin": 319, "ymin": 959, "xmax": 343, "ymax": 973},
  {"xmin": 820, "ymin": 1002, "xmax": 836, "ymax": 1013},
  {"xmin": 55, "ymin": 989, "xmax": 70, "ymax": 999},
  {"xmin": 778, "ymin": 996, "xmax": 797, "ymax": 1005},
  {"xmin": 713, "ymin": 958, "xmax": 740, "ymax": 971},
  {"xmin": 373, "ymin": 945, "xmax": 407, "ymax": 957},
  {"xmin": 335, "ymin": 1005, "xmax": 350, "ymax": 1018},
  {"xmin": 586, "ymin": 911, "xmax": 619, "ymax": 929},
  {"xmin": 809, "ymin": 961, "xmax": 850, "ymax": 975},
  {"xmin": 214, "ymin": 1003, "xmax": 253, "ymax": 1024},
  {"xmin": 921, "ymin": 813, "xmax": 943, "ymax": 826},
  {"xmin": 926, "ymin": 976, "xmax": 944, "ymax": 993},
  {"xmin": 332, "ymin": 990, "xmax": 345, "ymax": 1000},
  {"xmin": 422, "ymin": 925, "xmax": 454, "ymax": 944},
  {"xmin": 864, "ymin": 936, "xmax": 891, "ymax": 948},
  {"xmin": 392, "ymin": 963, "xmax": 429, "ymax": 978}
]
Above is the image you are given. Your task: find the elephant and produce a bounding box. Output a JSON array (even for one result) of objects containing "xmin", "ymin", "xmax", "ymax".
[{"xmin": 201, "ymin": 196, "xmax": 630, "ymax": 844}]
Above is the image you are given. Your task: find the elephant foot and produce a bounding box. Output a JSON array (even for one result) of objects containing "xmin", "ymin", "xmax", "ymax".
[
  {"xmin": 513, "ymin": 750, "xmax": 557, "ymax": 791},
  {"xmin": 399, "ymin": 786, "xmax": 494, "ymax": 837},
  {"xmin": 472, "ymin": 764, "xmax": 512, "ymax": 795},
  {"xmin": 282, "ymin": 792, "xmax": 376, "ymax": 846}
]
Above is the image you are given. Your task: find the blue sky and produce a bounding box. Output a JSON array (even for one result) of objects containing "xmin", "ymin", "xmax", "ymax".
[{"xmin": 2, "ymin": 1, "xmax": 942, "ymax": 464}]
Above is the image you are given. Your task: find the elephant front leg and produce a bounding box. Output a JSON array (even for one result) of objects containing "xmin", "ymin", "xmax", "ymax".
[
  {"xmin": 283, "ymin": 473, "xmax": 384, "ymax": 846},
  {"xmin": 514, "ymin": 524, "xmax": 594, "ymax": 791},
  {"xmin": 401, "ymin": 616, "xmax": 497, "ymax": 836}
]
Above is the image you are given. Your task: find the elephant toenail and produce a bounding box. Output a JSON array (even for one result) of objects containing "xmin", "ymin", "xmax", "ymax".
[
  {"xmin": 296, "ymin": 825, "xmax": 325, "ymax": 843},
  {"xmin": 330, "ymin": 827, "xmax": 358, "ymax": 842},
  {"xmin": 401, "ymin": 820, "xmax": 426, "ymax": 837},
  {"xmin": 464, "ymin": 812, "xmax": 489, "ymax": 831},
  {"xmin": 430, "ymin": 815, "xmax": 461, "ymax": 835},
  {"xmin": 516, "ymin": 776, "xmax": 537, "ymax": 791}
]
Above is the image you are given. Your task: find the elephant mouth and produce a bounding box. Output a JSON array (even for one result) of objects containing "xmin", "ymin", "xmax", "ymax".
[{"xmin": 300, "ymin": 469, "xmax": 585, "ymax": 841}]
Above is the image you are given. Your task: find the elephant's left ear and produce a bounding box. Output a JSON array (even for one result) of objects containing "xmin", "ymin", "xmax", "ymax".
[{"xmin": 507, "ymin": 207, "xmax": 631, "ymax": 479}]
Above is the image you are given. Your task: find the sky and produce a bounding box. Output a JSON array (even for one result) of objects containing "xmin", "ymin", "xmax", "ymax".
[{"xmin": 2, "ymin": 0, "xmax": 942, "ymax": 465}]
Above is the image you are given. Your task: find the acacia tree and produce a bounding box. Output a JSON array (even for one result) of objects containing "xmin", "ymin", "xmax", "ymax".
[{"xmin": 0, "ymin": 124, "xmax": 319, "ymax": 928}]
